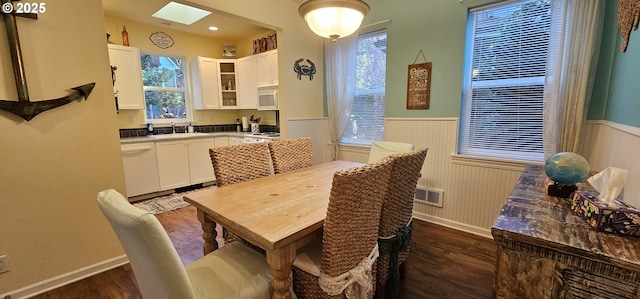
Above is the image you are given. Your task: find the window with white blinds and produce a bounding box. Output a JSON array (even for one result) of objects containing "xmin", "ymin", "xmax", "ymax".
[
  {"xmin": 459, "ymin": 0, "xmax": 553, "ymax": 162},
  {"xmin": 341, "ymin": 31, "xmax": 387, "ymax": 145}
]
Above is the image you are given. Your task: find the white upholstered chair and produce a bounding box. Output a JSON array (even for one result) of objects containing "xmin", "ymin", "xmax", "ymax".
[
  {"xmin": 97, "ymin": 189, "xmax": 273, "ymax": 299},
  {"xmin": 368, "ymin": 141, "xmax": 414, "ymax": 163}
]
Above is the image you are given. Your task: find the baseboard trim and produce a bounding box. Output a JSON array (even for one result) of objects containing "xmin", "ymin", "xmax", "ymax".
[
  {"xmin": 1, "ymin": 255, "xmax": 129, "ymax": 299},
  {"xmin": 413, "ymin": 211, "xmax": 493, "ymax": 239}
]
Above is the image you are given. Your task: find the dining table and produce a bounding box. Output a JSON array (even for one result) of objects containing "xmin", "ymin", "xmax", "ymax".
[{"xmin": 183, "ymin": 160, "xmax": 364, "ymax": 299}]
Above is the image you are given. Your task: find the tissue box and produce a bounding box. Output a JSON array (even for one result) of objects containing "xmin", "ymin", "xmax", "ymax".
[{"xmin": 571, "ymin": 191, "xmax": 640, "ymax": 237}]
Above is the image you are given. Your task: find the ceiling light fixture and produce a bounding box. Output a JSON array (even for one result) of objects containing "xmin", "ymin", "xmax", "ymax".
[
  {"xmin": 298, "ymin": 0, "xmax": 370, "ymax": 42},
  {"xmin": 152, "ymin": 2, "xmax": 211, "ymax": 26},
  {"xmin": 208, "ymin": 26, "xmax": 219, "ymax": 31}
]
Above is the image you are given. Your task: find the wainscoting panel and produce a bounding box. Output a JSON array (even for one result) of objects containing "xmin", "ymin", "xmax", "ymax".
[
  {"xmin": 384, "ymin": 118, "xmax": 523, "ymax": 237},
  {"xmin": 581, "ymin": 120, "xmax": 640, "ymax": 208},
  {"xmin": 289, "ymin": 117, "xmax": 528, "ymax": 237},
  {"xmin": 286, "ymin": 117, "xmax": 639, "ymax": 238}
]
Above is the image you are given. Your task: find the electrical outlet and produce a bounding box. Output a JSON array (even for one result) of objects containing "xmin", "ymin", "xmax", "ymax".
[{"xmin": 0, "ymin": 255, "xmax": 10, "ymax": 273}]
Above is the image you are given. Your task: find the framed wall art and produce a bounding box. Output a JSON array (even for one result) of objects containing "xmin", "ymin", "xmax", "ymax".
[
  {"xmin": 223, "ymin": 44, "xmax": 237, "ymax": 57},
  {"xmin": 406, "ymin": 62, "xmax": 432, "ymax": 109}
]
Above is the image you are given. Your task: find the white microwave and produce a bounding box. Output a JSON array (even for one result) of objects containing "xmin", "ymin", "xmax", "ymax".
[{"xmin": 257, "ymin": 89, "xmax": 278, "ymax": 110}]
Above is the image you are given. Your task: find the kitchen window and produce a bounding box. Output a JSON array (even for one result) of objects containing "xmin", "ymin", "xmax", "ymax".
[
  {"xmin": 459, "ymin": 0, "xmax": 556, "ymax": 162},
  {"xmin": 341, "ymin": 30, "xmax": 387, "ymax": 145},
  {"xmin": 140, "ymin": 53, "xmax": 189, "ymax": 123}
]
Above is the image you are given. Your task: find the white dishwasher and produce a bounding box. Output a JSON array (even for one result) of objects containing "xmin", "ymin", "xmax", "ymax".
[{"xmin": 121, "ymin": 143, "xmax": 161, "ymax": 199}]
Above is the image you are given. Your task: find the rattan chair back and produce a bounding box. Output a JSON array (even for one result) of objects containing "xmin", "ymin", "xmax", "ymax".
[
  {"xmin": 209, "ymin": 142, "xmax": 272, "ymax": 187},
  {"xmin": 376, "ymin": 147, "xmax": 428, "ymax": 297},
  {"xmin": 268, "ymin": 137, "xmax": 314, "ymax": 174},
  {"xmin": 293, "ymin": 158, "xmax": 393, "ymax": 298}
]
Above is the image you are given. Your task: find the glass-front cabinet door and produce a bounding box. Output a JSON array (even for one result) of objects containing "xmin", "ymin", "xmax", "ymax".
[{"xmin": 218, "ymin": 60, "xmax": 237, "ymax": 108}]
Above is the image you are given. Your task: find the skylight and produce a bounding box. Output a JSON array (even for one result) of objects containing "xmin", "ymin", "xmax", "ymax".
[{"xmin": 152, "ymin": 2, "xmax": 211, "ymax": 25}]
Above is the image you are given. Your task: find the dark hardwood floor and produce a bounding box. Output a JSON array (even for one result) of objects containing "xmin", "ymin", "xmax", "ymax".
[{"xmin": 31, "ymin": 205, "xmax": 497, "ymax": 299}]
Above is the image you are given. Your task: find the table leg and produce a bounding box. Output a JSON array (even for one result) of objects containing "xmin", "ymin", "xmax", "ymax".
[
  {"xmin": 196, "ymin": 209, "xmax": 218, "ymax": 255},
  {"xmin": 266, "ymin": 245, "xmax": 296, "ymax": 299}
]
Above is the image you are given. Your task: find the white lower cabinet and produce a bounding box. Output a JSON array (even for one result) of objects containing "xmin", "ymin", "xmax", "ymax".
[
  {"xmin": 156, "ymin": 138, "xmax": 215, "ymax": 191},
  {"xmin": 188, "ymin": 138, "xmax": 216, "ymax": 184},
  {"xmin": 156, "ymin": 141, "xmax": 191, "ymax": 190},
  {"xmin": 121, "ymin": 143, "xmax": 161, "ymax": 198}
]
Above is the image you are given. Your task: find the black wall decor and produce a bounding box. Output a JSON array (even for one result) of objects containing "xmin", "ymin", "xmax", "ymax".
[
  {"xmin": 0, "ymin": 1, "xmax": 94, "ymax": 121},
  {"xmin": 293, "ymin": 59, "xmax": 316, "ymax": 81}
]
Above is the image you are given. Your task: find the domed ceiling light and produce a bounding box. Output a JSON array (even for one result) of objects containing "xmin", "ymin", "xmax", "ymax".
[{"xmin": 298, "ymin": 0, "xmax": 370, "ymax": 42}]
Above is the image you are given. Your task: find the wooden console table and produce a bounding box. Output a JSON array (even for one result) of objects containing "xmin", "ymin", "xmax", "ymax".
[{"xmin": 492, "ymin": 165, "xmax": 640, "ymax": 298}]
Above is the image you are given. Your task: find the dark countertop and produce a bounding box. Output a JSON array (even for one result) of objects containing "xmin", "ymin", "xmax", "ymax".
[{"xmin": 120, "ymin": 132, "xmax": 252, "ymax": 144}]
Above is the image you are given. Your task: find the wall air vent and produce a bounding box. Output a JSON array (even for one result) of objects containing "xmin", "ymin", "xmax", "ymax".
[{"xmin": 415, "ymin": 187, "xmax": 443, "ymax": 208}]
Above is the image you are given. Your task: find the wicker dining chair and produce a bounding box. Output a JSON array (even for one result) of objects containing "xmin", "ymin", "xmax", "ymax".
[
  {"xmin": 375, "ymin": 147, "xmax": 428, "ymax": 299},
  {"xmin": 268, "ymin": 137, "xmax": 314, "ymax": 174},
  {"xmin": 209, "ymin": 142, "xmax": 273, "ymax": 187},
  {"xmin": 209, "ymin": 142, "xmax": 273, "ymax": 242},
  {"xmin": 292, "ymin": 158, "xmax": 393, "ymax": 299}
]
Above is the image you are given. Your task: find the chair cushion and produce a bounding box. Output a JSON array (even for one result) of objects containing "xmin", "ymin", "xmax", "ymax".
[
  {"xmin": 186, "ymin": 241, "xmax": 273, "ymax": 299},
  {"xmin": 292, "ymin": 238, "xmax": 322, "ymax": 277},
  {"xmin": 368, "ymin": 141, "xmax": 414, "ymax": 163}
]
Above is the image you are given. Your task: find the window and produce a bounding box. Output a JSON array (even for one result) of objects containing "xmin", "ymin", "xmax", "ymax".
[
  {"xmin": 140, "ymin": 53, "xmax": 188, "ymax": 122},
  {"xmin": 460, "ymin": 0, "xmax": 553, "ymax": 162},
  {"xmin": 341, "ymin": 31, "xmax": 387, "ymax": 145}
]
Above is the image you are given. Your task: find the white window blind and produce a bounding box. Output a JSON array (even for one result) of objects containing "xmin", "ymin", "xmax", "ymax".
[
  {"xmin": 460, "ymin": 0, "xmax": 555, "ymax": 162},
  {"xmin": 341, "ymin": 31, "xmax": 387, "ymax": 145}
]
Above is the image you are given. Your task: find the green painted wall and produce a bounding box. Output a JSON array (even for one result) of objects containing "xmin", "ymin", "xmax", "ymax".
[
  {"xmin": 590, "ymin": 0, "xmax": 640, "ymax": 127},
  {"xmin": 588, "ymin": 0, "xmax": 617, "ymax": 121},
  {"xmin": 365, "ymin": 0, "xmax": 476, "ymax": 118},
  {"xmin": 363, "ymin": 0, "xmax": 639, "ymax": 128}
]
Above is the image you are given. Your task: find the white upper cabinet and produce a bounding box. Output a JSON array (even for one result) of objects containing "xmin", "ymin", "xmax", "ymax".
[
  {"xmin": 108, "ymin": 44, "xmax": 145, "ymax": 109},
  {"xmin": 237, "ymin": 55, "xmax": 258, "ymax": 109},
  {"xmin": 191, "ymin": 57, "xmax": 220, "ymax": 110},
  {"xmin": 256, "ymin": 49, "xmax": 278, "ymax": 87}
]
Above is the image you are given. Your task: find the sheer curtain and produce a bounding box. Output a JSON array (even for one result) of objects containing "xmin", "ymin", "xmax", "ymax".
[
  {"xmin": 543, "ymin": 0, "xmax": 605, "ymax": 158},
  {"xmin": 325, "ymin": 32, "xmax": 359, "ymax": 160}
]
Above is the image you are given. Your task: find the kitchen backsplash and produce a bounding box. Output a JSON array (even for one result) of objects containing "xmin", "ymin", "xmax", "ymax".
[{"xmin": 119, "ymin": 124, "xmax": 279, "ymax": 138}]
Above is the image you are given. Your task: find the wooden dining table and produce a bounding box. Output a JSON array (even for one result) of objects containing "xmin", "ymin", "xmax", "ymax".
[{"xmin": 183, "ymin": 160, "xmax": 364, "ymax": 299}]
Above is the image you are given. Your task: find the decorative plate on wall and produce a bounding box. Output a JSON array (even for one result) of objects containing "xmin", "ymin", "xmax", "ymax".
[{"xmin": 149, "ymin": 32, "xmax": 174, "ymax": 49}]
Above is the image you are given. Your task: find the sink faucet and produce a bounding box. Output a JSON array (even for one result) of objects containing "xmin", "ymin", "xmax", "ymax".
[{"xmin": 171, "ymin": 122, "xmax": 175, "ymax": 134}]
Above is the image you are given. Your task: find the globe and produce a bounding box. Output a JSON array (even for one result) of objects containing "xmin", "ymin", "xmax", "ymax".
[{"xmin": 544, "ymin": 152, "xmax": 590, "ymax": 185}]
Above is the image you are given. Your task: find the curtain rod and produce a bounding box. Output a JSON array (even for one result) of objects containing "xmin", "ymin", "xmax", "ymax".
[{"xmin": 361, "ymin": 19, "xmax": 391, "ymax": 29}]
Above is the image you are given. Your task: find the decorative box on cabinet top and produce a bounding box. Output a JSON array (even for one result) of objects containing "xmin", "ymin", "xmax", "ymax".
[{"xmin": 572, "ymin": 190, "xmax": 640, "ymax": 237}]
